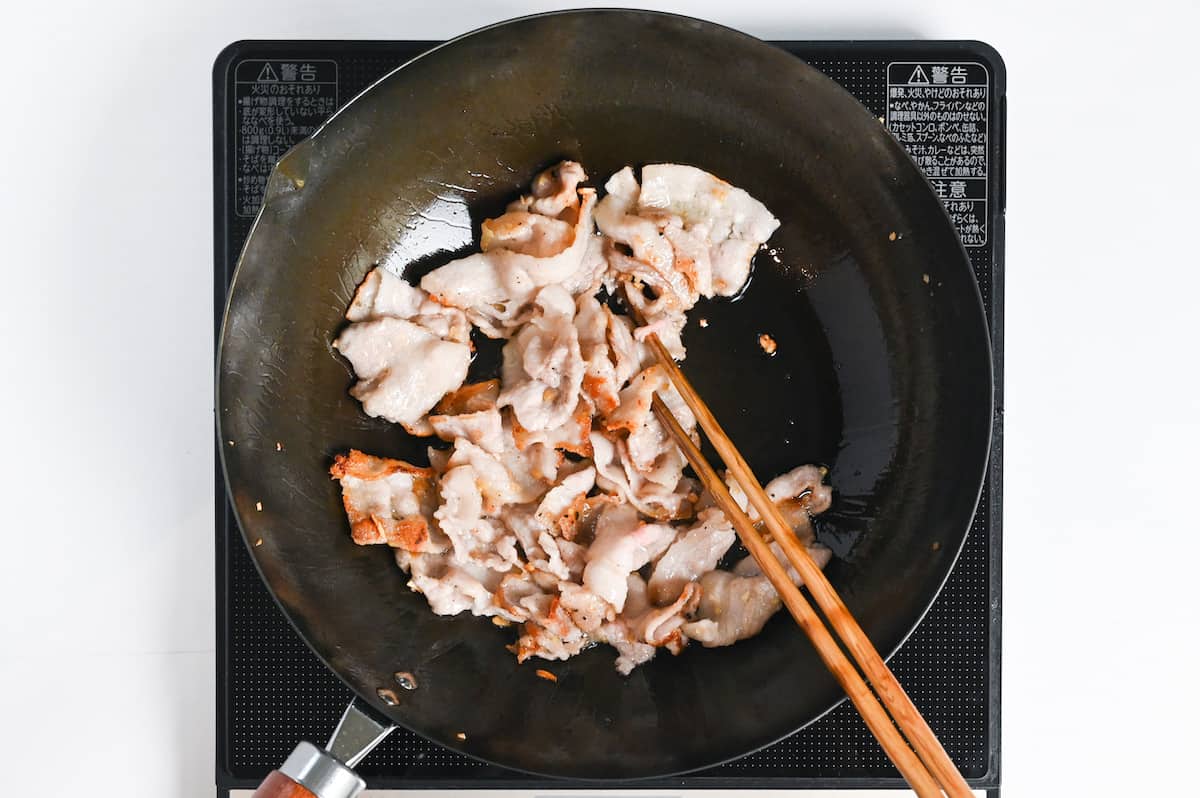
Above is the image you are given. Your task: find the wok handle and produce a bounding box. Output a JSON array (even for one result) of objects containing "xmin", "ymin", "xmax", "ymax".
[
  {"xmin": 252, "ymin": 770, "xmax": 318, "ymax": 798},
  {"xmin": 251, "ymin": 741, "xmax": 366, "ymax": 798}
]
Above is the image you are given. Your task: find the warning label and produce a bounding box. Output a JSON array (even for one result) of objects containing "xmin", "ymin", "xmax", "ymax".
[
  {"xmin": 886, "ymin": 62, "xmax": 989, "ymax": 247},
  {"xmin": 233, "ymin": 60, "xmax": 338, "ymax": 218}
]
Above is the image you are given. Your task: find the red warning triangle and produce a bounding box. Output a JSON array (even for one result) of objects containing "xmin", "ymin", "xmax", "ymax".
[{"xmin": 257, "ymin": 63, "xmax": 279, "ymax": 82}]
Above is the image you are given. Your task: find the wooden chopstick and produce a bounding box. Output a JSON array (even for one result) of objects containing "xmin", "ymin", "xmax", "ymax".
[
  {"xmin": 650, "ymin": 396, "xmax": 942, "ymax": 797},
  {"xmin": 643, "ymin": 329, "xmax": 973, "ymax": 797}
]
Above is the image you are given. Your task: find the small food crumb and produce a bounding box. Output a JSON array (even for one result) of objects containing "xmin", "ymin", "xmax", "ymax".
[
  {"xmin": 275, "ymin": 442, "xmax": 283, "ymax": 451},
  {"xmin": 254, "ymin": 538, "xmax": 263, "ymax": 547},
  {"xmin": 455, "ymin": 732, "xmax": 467, "ymax": 741},
  {"xmin": 255, "ymin": 501, "xmax": 263, "ymax": 512},
  {"xmin": 535, "ymin": 669, "xmax": 558, "ymax": 683},
  {"xmin": 758, "ymin": 333, "xmax": 778, "ymax": 356},
  {"xmin": 888, "ymin": 231, "xmax": 897, "ymax": 241},
  {"xmin": 698, "ymin": 318, "xmax": 709, "ymax": 328},
  {"xmin": 491, "ymin": 616, "xmax": 512, "ymax": 628},
  {"xmin": 922, "ymin": 273, "xmax": 931, "ymax": 285},
  {"xmin": 931, "ymin": 541, "xmax": 942, "ymax": 552}
]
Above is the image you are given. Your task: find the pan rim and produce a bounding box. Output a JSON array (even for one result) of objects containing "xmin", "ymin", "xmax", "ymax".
[{"xmin": 215, "ymin": 7, "xmax": 994, "ymax": 781}]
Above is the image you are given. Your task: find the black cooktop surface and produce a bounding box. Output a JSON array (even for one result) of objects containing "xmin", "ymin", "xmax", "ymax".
[{"xmin": 213, "ymin": 38, "xmax": 1005, "ymax": 795}]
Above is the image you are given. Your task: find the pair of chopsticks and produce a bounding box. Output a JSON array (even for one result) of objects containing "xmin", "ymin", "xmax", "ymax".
[{"xmin": 641, "ymin": 330, "xmax": 972, "ymax": 797}]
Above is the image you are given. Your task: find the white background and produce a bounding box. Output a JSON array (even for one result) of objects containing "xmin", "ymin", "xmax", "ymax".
[{"xmin": 1, "ymin": 1, "xmax": 1197, "ymax": 796}]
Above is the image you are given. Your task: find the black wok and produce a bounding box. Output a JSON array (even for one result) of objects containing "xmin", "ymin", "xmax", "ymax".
[{"xmin": 217, "ymin": 8, "xmax": 992, "ymax": 785}]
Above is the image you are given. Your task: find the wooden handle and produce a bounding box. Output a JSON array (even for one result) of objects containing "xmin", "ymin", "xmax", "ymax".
[{"xmin": 252, "ymin": 770, "xmax": 318, "ymax": 798}]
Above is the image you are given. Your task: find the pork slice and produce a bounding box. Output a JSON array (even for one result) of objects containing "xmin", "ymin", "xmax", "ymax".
[
  {"xmin": 507, "ymin": 160, "xmax": 588, "ymax": 218},
  {"xmin": 647, "ymin": 508, "xmax": 737, "ymax": 604},
  {"xmin": 591, "ymin": 431, "xmax": 696, "ymax": 521},
  {"xmin": 583, "ymin": 503, "xmax": 678, "ymax": 612},
  {"xmin": 404, "ymin": 551, "xmax": 506, "ymax": 617},
  {"xmin": 558, "ymin": 582, "xmax": 613, "ymax": 633},
  {"xmin": 329, "ymin": 449, "xmax": 445, "ymax": 553},
  {"xmin": 680, "ymin": 570, "xmax": 782, "ymax": 647},
  {"xmin": 512, "ymin": 594, "xmax": 588, "ymax": 663},
  {"xmin": 534, "ymin": 466, "xmax": 595, "ymax": 533},
  {"xmin": 428, "ymin": 407, "xmax": 506, "ymax": 455},
  {"xmin": 420, "ymin": 183, "xmax": 596, "ymax": 337},
  {"xmin": 345, "ymin": 266, "xmax": 471, "ymax": 343},
  {"xmin": 636, "ymin": 163, "xmax": 780, "ymax": 297},
  {"xmin": 497, "ymin": 285, "xmax": 585, "ymax": 433},
  {"xmin": 334, "ymin": 316, "xmax": 470, "ymax": 429},
  {"xmin": 434, "ymin": 464, "xmax": 521, "ymax": 572}
]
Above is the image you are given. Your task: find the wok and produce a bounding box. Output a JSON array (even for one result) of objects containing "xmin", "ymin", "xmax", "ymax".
[{"xmin": 217, "ymin": 8, "xmax": 992, "ymax": 789}]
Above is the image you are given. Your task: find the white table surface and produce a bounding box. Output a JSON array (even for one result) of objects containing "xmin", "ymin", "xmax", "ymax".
[{"xmin": 1, "ymin": 1, "xmax": 1197, "ymax": 796}]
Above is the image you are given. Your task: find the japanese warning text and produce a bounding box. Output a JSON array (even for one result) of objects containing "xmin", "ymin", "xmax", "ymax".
[
  {"xmin": 234, "ymin": 60, "xmax": 338, "ymax": 218},
  {"xmin": 886, "ymin": 62, "xmax": 990, "ymax": 247}
]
